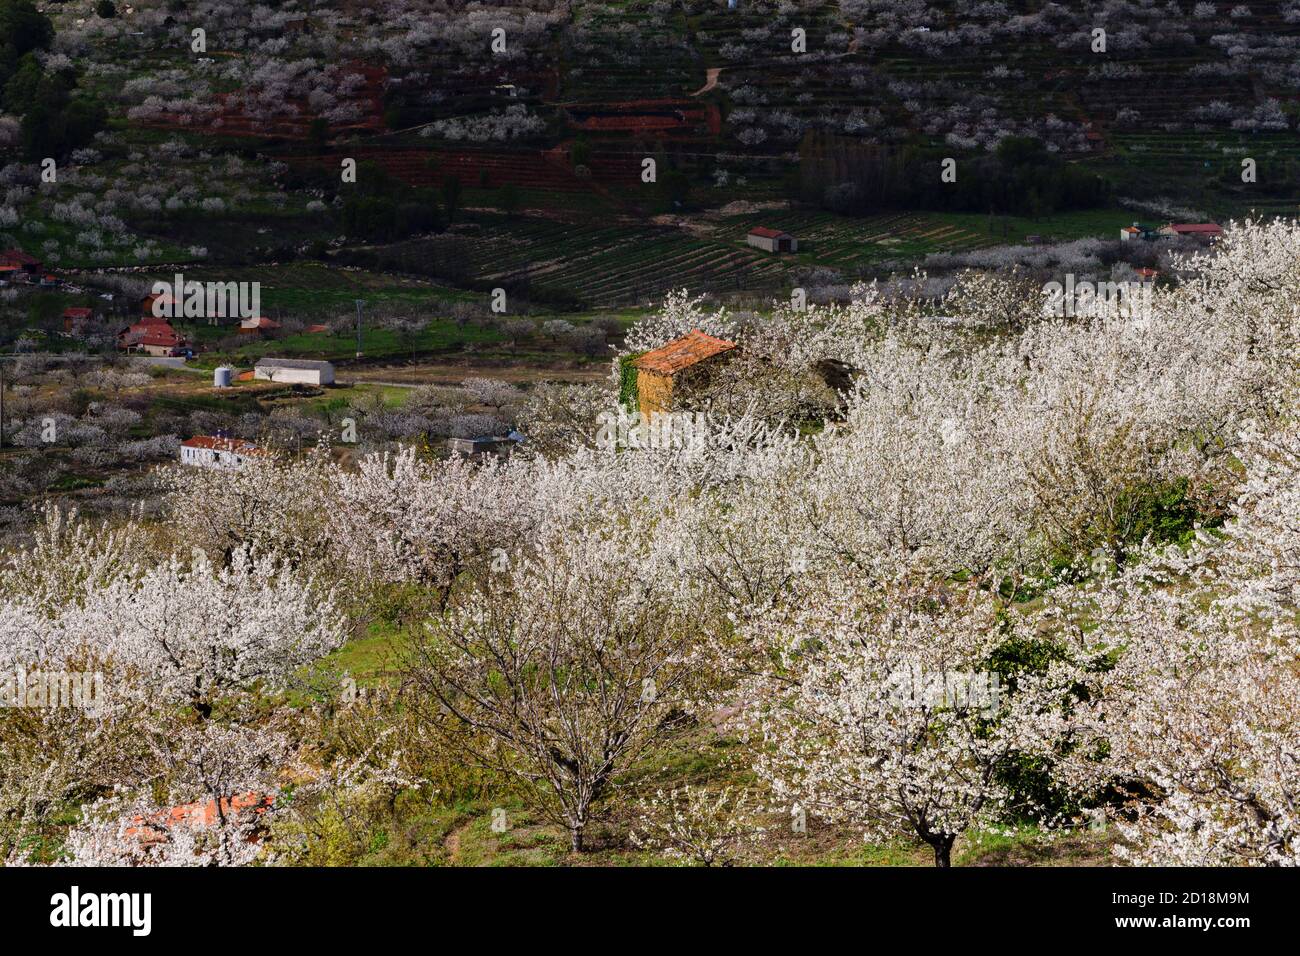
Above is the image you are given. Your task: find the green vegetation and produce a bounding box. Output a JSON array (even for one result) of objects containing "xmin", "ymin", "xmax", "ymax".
[
  {"xmin": 1, "ymin": 0, "xmax": 106, "ymax": 160},
  {"xmin": 803, "ymin": 135, "xmax": 1113, "ymax": 219}
]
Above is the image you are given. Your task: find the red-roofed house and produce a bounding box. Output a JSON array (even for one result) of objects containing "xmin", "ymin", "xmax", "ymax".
[
  {"xmin": 62, "ymin": 307, "xmax": 95, "ymax": 334},
  {"xmin": 118, "ymin": 319, "xmax": 187, "ymax": 356},
  {"xmin": 179, "ymin": 435, "xmax": 265, "ymax": 469},
  {"xmin": 0, "ymin": 248, "xmax": 41, "ymax": 276},
  {"xmin": 746, "ymin": 226, "xmax": 798, "ymax": 253},
  {"xmin": 238, "ymin": 316, "xmax": 281, "ymax": 334},
  {"xmin": 1159, "ymin": 222, "xmax": 1223, "ymax": 240},
  {"xmin": 631, "ymin": 328, "xmax": 737, "ymax": 416}
]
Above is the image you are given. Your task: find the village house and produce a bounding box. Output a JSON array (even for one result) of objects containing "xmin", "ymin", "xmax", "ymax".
[
  {"xmin": 239, "ymin": 316, "xmax": 282, "ymax": 335},
  {"xmin": 62, "ymin": 307, "xmax": 95, "ymax": 335},
  {"xmin": 746, "ymin": 226, "xmax": 798, "ymax": 253},
  {"xmin": 254, "ymin": 357, "xmax": 335, "ymax": 385},
  {"xmin": 631, "ymin": 328, "xmax": 737, "ymax": 417},
  {"xmin": 1120, "ymin": 222, "xmax": 1157, "ymax": 242},
  {"xmin": 136, "ymin": 326, "xmax": 187, "ymax": 357},
  {"xmin": 1159, "ymin": 222, "xmax": 1224, "ymax": 241},
  {"xmin": 179, "ymin": 435, "xmax": 263, "ymax": 469},
  {"xmin": 118, "ymin": 316, "xmax": 187, "ymax": 356},
  {"xmin": 0, "ymin": 248, "xmax": 42, "ymax": 279}
]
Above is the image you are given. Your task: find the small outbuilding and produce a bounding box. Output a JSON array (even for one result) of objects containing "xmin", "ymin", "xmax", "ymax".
[
  {"xmin": 254, "ymin": 357, "xmax": 335, "ymax": 385},
  {"xmin": 239, "ymin": 316, "xmax": 282, "ymax": 334},
  {"xmin": 631, "ymin": 329, "xmax": 736, "ymax": 417},
  {"xmin": 746, "ymin": 226, "xmax": 797, "ymax": 253},
  {"xmin": 1120, "ymin": 222, "xmax": 1157, "ymax": 242},
  {"xmin": 447, "ymin": 432, "xmax": 523, "ymax": 459},
  {"xmin": 62, "ymin": 307, "xmax": 95, "ymax": 334}
]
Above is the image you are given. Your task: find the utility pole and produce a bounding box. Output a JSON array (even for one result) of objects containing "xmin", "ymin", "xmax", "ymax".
[{"xmin": 355, "ymin": 299, "xmax": 365, "ymax": 359}]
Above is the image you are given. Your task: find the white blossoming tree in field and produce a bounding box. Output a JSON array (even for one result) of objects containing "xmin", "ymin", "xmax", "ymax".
[
  {"xmin": 52, "ymin": 548, "xmax": 346, "ymax": 719},
  {"xmin": 746, "ymin": 574, "xmax": 1107, "ymax": 867},
  {"xmin": 329, "ymin": 447, "xmax": 538, "ymax": 608},
  {"xmin": 0, "ymin": 503, "xmax": 150, "ymax": 610},
  {"xmin": 159, "ymin": 448, "xmax": 334, "ymax": 568},
  {"xmin": 407, "ymin": 523, "xmax": 703, "ymax": 852},
  {"xmin": 1074, "ymin": 423, "xmax": 1300, "ymax": 865},
  {"xmin": 794, "ymin": 337, "xmax": 1038, "ymax": 581},
  {"xmin": 1093, "ymin": 588, "xmax": 1300, "ymax": 866},
  {"xmin": 59, "ymin": 723, "xmax": 293, "ymax": 867},
  {"xmin": 631, "ymin": 785, "xmax": 764, "ymax": 866},
  {"xmin": 1, "ymin": 501, "xmax": 347, "ymax": 863}
]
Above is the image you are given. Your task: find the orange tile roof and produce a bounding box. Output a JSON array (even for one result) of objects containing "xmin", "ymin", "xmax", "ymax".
[
  {"xmin": 124, "ymin": 792, "xmax": 274, "ymax": 845},
  {"xmin": 140, "ymin": 328, "xmax": 183, "ymax": 347},
  {"xmin": 748, "ymin": 226, "xmax": 790, "ymax": 239},
  {"xmin": 632, "ymin": 329, "xmax": 736, "ymax": 376},
  {"xmin": 240, "ymin": 316, "xmax": 280, "ymax": 331}
]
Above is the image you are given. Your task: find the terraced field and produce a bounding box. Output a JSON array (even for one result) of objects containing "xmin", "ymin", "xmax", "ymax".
[
  {"xmin": 454, "ymin": 218, "xmax": 789, "ymax": 305},
  {"xmin": 391, "ymin": 209, "xmax": 1008, "ymax": 306},
  {"xmin": 716, "ymin": 210, "xmax": 1002, "ymax": 269}
]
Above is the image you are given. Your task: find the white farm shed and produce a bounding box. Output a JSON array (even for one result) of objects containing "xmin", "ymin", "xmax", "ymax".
[
  {"xmin": 180, "ymin": 436, "xmax": 263, "ymax": 469},
  {"xmin": 254, "ymin": 357, "xmax": 335, "ymax": 385},
  {"xmin": 746, "ymin": 226, "xmax": 798, "ymax": 253}
]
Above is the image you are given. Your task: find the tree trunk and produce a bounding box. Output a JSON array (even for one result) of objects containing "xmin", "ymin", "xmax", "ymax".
[
  {"xmin": 931, "ymin": 834, "xmax": 955, "ymax": 868},
  {"xmin": 569, "ymin": 826, "xmax": 584, "ymax": 853}
]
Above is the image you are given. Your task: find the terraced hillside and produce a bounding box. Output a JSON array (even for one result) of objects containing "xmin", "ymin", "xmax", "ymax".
[
  {"xmin": 6, "ymin": 0, "xmax": 1300, "ymax": 308},
  {"xmin": 367, "ymin": 208, "xmax": 1014, "ymax": 307}
]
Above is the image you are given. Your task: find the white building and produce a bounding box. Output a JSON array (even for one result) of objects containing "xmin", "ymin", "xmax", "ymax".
[
  {"xmin": 746, "ymin": 227, "xmax": 797, "ymax": 253},
  {"xmin": 179, "ymin": 436, "xmax": 263, "ymax": 469},
  {"xmin": 254, "ymin": 357, "xmax": 335, "ymax": 385}
]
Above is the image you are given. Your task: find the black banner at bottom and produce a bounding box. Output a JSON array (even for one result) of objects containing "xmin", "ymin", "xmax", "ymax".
[{"xmin": 0, "ymin": 866, "xmax": 1279, "ymax": 943}]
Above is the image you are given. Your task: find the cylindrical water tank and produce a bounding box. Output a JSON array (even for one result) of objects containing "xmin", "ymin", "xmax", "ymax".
[{"xmin": 213, "ymin": 366, "xmax": 233, "ymax": 388}]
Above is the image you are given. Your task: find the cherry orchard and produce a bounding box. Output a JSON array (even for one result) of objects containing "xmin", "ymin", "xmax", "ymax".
[{"xmin": 0, "ymin": 218, "xmax": 1297, "ymax": 865}]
